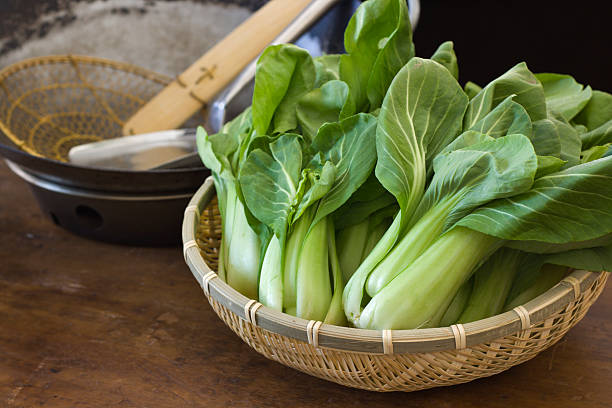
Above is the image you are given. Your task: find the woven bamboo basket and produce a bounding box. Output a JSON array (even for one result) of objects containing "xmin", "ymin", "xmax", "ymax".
[{"xmin": 182, "ymin": 177, "xmax": 609, "ymax": 392}]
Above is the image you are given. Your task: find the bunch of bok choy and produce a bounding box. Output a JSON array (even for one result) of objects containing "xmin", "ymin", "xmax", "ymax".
[{"xmin": 197, "ymin": 0, "xmax": 612, "ymax": 330}]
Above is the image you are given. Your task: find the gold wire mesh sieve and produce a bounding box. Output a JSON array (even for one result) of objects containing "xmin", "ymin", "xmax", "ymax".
[{"xmin": 0, "ymin": 55, "xmax": 172, "ymax": 161}]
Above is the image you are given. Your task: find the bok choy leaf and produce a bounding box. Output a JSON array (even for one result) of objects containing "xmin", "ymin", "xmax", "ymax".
[
  {"xmin": 343, "ymin": 57, "xmax": 469, "ymax": 325},
  {"xmin": 340, "ymin": 0, "xmax": 414, "ymax": 112}
]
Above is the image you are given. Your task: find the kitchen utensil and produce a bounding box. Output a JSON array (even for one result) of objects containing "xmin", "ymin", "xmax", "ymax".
[
  {"xmin": 0, "ymin": 56, "xmax": 207, "ymax": 193},
  {"xmin": 67, "ymin": 128, "xmax": 198, "ymax": 170}
]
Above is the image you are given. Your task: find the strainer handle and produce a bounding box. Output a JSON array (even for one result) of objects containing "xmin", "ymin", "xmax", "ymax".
[{"xmin": 123, "ymin": 0, "xmax": 337, "ymax": 135}]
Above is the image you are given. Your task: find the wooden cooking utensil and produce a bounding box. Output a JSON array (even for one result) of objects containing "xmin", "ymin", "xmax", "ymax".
[{"xmin": 123, "ymin": 0, "xmax": 316, "ymax": 135}]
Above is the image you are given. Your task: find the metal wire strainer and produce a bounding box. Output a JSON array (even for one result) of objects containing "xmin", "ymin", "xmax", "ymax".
[{"xmin": 0, "ymin": 55, "xmax": 171, "ymax": 162}]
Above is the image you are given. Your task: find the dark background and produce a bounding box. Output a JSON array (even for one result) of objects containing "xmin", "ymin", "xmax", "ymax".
[{"xmin": 414, "ymin": 0, "xmax": 612, "ymax": 92}]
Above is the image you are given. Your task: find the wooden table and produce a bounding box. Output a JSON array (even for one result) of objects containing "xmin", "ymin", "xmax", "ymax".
[{"xmin": 1, "ymin": 159, "xmax": 610, "ymax": 407}]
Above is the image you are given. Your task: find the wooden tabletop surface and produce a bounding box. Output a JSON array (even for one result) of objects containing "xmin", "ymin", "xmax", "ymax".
[{"xmin": 1, "ymin": 159, "xmax": 611, "ymax": 408}]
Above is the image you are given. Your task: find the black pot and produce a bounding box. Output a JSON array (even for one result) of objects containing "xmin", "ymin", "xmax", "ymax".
[{"xmin": 6, "ymin": 160, "xmax": 196, "ymax": 246}]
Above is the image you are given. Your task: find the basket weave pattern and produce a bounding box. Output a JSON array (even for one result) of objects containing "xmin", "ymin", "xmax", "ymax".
[{"xmin": 192, "ymin": 194, "xmax": 608, "ymax": 392}]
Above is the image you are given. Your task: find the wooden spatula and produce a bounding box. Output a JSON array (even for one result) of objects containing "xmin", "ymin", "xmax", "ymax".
[{"xmin": 123, "ymin": 0, "xmax": 326, "ymax": 135}]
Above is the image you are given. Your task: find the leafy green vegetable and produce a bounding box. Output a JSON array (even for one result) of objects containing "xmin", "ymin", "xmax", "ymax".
[
  {"xmin": 581, "ymin": 120, "xmax": 612, "ymax": 150},
  {"xmin": 535, "ymin": 155, "xmax": 566, "ymax": 178},
  {"xmin": 573, "ymin": 90, "xmax": 612, "ymax": 130},
  {"xmin": 536, "ymin": 73, "xmax": 592, "ymax": 121},
  {"xmin": 375, "ymin": 57, "xmax": 469, "ymax": 230},
  {"xmin": 430, "ymin": 41, "xmax": 459, "ymax": 79},
  {"xmin": 240, "ymin": 133, "xmax": 303, "ymax": 243},
  {"xmin": 239, "ymin": 113, "xmax": 377, "ymax": 317},
  {"xmin": 239, "ymin": 133, "xmax": 304, "ymax": 306},
  {"xmin": 343, "ymin": 57, "xmax": 468, "ymax": 324},
  {"xmin": 365, "ymin": 0, "xmax": 414, "ymax": 110},
  {"xmin": 309, "ymin": 114, "xmax": 379, "ymax": 225},
  {"xmin": 468, "ymin": 96, "xmax": 532, "ymax": 139},
  {"xmin": 464, "ymin": 62, "xmax": 547, "ymax": 129},
  {"xmin": 532, "ymin": 113, "xmax": 582, "ymax": 167},
  {"xmin": 364, "ymin": 134, "xmax": 538, "ymax": 300},
  {"xmin": 545, "ymin": 244, "xmax": 612, "ymax": 272},
  {"xmin": 358, "ymin": 227, "xmax": 501, "ymax": 329},
  {"xmin": 459, "ymin": 157, "xmax": 612, "ymax": 244},
  {"xmin": 582, "ymin": 144, "xmax": 611, "ymax": 163},
  {"xmin": 296, "ymin": 216, "xmax": 332, "ymax": 320},
  {"xmin": 439, "ymin": 277, "xmax": 473, "ymax": 327},
  {"xmin": 340, "ymin": 0, "xmax": 414, "ymax": 111},
  {"xmin": 505, "ymin": 243, "xmax": 612, "ymax": 311},
  {"xmin": 336, "ymin": 220, "xmax": 369, "ymax": 281},
  {"xmin": 314, "ymin": 54, "xmax": 341, "ymax": 86},
  {"xmin": 457, "ymin": 248, "xmax": 523, "ymax": 323},
  {"xmin": 325, "ymin": 218, "xmax": 348, "ymax": 326},
  {"xmin": 504, "ymin": 263, "xmax": 569, "ymax": 311},
  {"xmin": 333, "ymin": 188, "xmax": 396, "ymax": 230},
  {"xmin": 296, "ymin": 80, "xmax": 354, "ymax": 142},
  {"xmin": 197, "ymin": 0, "xmax": 612, "ymax": 332},
  {"xmin": 197, "ymin": 111, "xmax": 262, "ymax": 299},
  {"xmin": 252, "ymin": 44, "xmax": 315, "ymax": 136},
  {"xmin": 464, "ymin": 81, "xmax": 482, "ymax": 99}
]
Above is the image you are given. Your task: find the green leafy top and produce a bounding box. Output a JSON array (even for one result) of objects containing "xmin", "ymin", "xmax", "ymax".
[
  {"xmin": 467, "ymin": 96, "xmax": 532, "ymax": 139},
  {"xmin": 375, "ymin": 57, "xmax": 468, "ymax": 231},
  {"xmin": 240, "ymin": 113, "xmax": 378, "ymax": 242},
  {"xmin": 296, "ymin": 80, "xmax": 354, "ymax": 142},
  {"xmin": 308, "ymin": 113, "xmax": 379, "ymax": 226},
  {"xmin": 430, "ymin": 41, "xmax": 459, "ymax": 80},
  {"xmin": 536, "ymin": 73, "xmax": 592, "ymax": 121},
  {"xmin": 459, "ymin": 156, "xmax": 612, "ymax": 243},
  {"xmin": 252, "ymin": 44, "xmax": 315, "ymax": 136},
  {"xmin": 416, "ymin": 134, "xmax": 538, "ymax": 230},
  {"xmin": 464, "ymin": 62, "xmax": 547, "ymax": 129},
  {"xmin": 340, "ymin": 0, "xmax": 414, "ymax": 112},
  {"xmin": 239, "ymin": 133, "xmax": 304, "ymax": 243}
]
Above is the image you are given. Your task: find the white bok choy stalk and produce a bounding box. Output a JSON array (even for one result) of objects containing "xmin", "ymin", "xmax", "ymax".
[
  {"xmin": 354, "ymin": 132, "xmax": 539, "ymax": 328},
  {"xmin": 357, "ymin": 155, "xmax": 612, "ymax": 329},
  {"xmin": 342, "ymin": 57, "xmax": 470, "ymax": 324},
  {"xmin": 239, "ymin": 113, "xmax": 378, "ymax": 323},
  {"xmin": 343, "ymin": 56, "xmax": 547, "ymax": 326},
  {"xmin": 196, "ymin": 109, "xmax": 263, "ymax": 299}
]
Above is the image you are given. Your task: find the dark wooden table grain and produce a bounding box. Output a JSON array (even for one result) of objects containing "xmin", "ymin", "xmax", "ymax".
[{"xmin": 1, "ymin": 159, "xmax": 610, "ymax": 408}]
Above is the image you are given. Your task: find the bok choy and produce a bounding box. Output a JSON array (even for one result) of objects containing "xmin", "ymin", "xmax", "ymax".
[{"xmin": 196, "ymin": 0, "xmax": 612, "ymax": 331}]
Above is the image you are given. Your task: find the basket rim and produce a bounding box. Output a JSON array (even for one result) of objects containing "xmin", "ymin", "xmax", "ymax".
[
  {"xmin": 182, "ymin": 176, "xmax": 607, "ymax": 354},
  {"xmin": 0, "ymin": 54, "xmax": 171, "ymax": 84}
]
